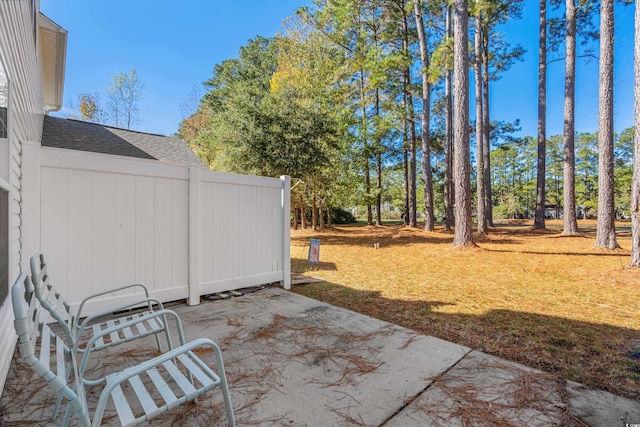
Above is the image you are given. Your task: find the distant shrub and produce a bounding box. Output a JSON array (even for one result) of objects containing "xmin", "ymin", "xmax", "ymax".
[
  {"xmin": 492, "ymin": 205, "xmax": 507, "ymax": 221},
  {"xmin": 381, "ymin": 210, "xmax": 402, "ymax": 220},
  {"xmin": 331, "ymin": 207, "xmax": 357, "ymax": 224}
]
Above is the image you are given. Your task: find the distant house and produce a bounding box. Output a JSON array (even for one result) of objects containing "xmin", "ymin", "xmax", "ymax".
[{"xmin": 544, "ymin": 204, "xmax": 563, "ymax": 220}]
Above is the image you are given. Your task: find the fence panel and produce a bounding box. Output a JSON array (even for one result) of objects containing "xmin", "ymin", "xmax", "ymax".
[
  {"xmin": 38, "ymin": 148, "xmax": 289, "ymax": 315},
  {"xmin": 197, "ymin": 170, "xmax": 285, "ymax": 295},
  {"xmin": 40, "ymin": 148, "xmax": 190, "ymax": 313}
]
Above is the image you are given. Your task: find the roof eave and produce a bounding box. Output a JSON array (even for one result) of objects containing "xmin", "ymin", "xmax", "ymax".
[{"xmin": 39, "ymin": 13, "xmax": 67, "ymax": 112}]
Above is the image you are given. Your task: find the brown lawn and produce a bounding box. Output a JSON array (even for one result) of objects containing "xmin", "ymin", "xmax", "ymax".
[{"xmin": 290, "ymin": 220, "xmax": 640, "ymax": 401}]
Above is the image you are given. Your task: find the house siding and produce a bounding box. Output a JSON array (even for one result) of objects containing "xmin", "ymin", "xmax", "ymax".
[{"xmin": 0, "ymin": 0, "xmax": 45, "ymax": 392}]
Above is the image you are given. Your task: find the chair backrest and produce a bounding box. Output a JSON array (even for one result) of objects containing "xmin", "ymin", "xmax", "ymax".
[
  {"xmin": 30, "ymin": 253, "xmax": 74, "ymax": 339},
  {"xmin": 11, "ymin": 273, "xmax": 90, "ymax": 427}
]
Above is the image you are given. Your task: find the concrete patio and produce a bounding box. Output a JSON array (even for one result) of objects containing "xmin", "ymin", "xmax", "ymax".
[{"xmin": 1, "ymin": 286, "xmax": 639, "ymax": 426}]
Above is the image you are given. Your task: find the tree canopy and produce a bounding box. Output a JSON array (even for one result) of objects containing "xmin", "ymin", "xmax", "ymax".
[
  {"xmin": 75, "ymin": 69, "xmax": 144, "ymax": 130},
  {"xmin": 178, "ymin": 0, "xmax": 638, "ymax": 253}
]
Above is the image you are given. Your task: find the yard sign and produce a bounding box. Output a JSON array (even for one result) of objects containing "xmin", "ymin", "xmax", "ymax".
[{"xmin": 308, "ymin": 238, "xmax": 320, "ymax": 264}]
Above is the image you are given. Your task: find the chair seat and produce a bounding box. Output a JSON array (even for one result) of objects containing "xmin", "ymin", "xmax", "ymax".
[
  {"xmin": 105, "ymin": 349, "xmax": 222, "ymax": 427},
  {"xmin": 80, "ymin": 312, "xmax": 169, "ymax": 353}
]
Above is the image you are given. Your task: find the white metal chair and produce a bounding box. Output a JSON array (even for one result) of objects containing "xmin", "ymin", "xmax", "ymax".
[
  {"xmin": 30, "ymin": 253, "xmax": 173, "ymax": 357},
  {"xmin": 12, "ymin": 273, "xmax": 236, "ymax": 426}
]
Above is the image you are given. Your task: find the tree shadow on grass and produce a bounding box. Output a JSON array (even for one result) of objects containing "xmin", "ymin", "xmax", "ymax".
[
  {"xmin": 479, "ymin": 247, "xmax": 632, "ymax": 257},
  {"xmin": 474, "ymin": 235, "xmax": 524, "ymax": 246},
  {"xmin": 291, "ymin": 224, "xmax": 454, "ymax": 247},
  {"xmin": 291, "ymin": 223, "xmax": 635, "ymax": 256},
  {"xmin": 481, "ymin": 222, "xmax": 631, "ymax": 239},
  {"xmin": 291, "ymin": 281, "xmax": 640, "ymax": 401},
  {"xmin": 291, "ymin": 257, "xmax": 337, "ymax": 273}
]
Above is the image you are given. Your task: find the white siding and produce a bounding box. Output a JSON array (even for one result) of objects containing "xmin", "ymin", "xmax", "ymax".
[
  {"xmin": 0, "ymin": 0, "xmax": 44, "ymax": 392},
  {"xmin": 0, "ymin": 2, "xmax": 43, "ymax": 147}
]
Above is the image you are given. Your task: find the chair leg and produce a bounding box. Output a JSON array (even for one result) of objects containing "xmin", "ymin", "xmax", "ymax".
[
  {"xmin": 61, "ymin": 399, "xmax": 72, "ymax": 427},
  {"xmin": 154, "ymin": 330, "xmax": 163, "ymax": 352},
  {"xmin": 52, "ymin": 392, "xmax": 64, "ymax": 421},
  {"xmin": 160, "ymin": 312, "xmax": 174, "ymax": 352},
  {"xmin": 221, "ymin": 381, "xmax": 235, "ymax": 427},
  {"xmin": 52, "ymin": 359, "xmax": 73, "ymax": 421},
  {"xmin": 213, "ymin": 349, "xmax": 235, "ymax": 427}
]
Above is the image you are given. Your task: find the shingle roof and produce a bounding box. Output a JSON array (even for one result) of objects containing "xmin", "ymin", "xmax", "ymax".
[{"xmin": 42, "ymin": 115, "xmax": 206, "ymax": 168}]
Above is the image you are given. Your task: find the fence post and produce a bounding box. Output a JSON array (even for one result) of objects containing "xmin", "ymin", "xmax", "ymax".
[
  {"xmin": 281, "ymin": 175, "xmax": 291, "ymax": 290},
  {"xmin": 188, "ymin": 167, "xmax": 201, "ymax": 305}
]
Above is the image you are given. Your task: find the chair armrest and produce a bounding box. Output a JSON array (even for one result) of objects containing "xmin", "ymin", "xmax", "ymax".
[
  {"xmin": 78, "ymin": 309, "xmax": 186, "ymax": 386},
  {"xmin": 75, "ymin": 297, "xmax": 165, "ymax": 334},
  {"xmin": 76, "ymin": 284, "xmax": 150, "ymax": 320},
  {"xmin": 109, "ymin": 338, "xmax": 221, "ymax": 380}
]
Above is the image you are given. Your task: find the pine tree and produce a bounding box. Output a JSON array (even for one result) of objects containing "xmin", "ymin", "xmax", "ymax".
[
  {"xmin": 562, "ymin": 0, "xmax": 579, "ymax": 235},
  {"xmin": 414, "ymin": 0, "xmax": 435, "ymax": 231},
  {"xmin": 595, "ymin": 0, "xmax": 618, "ymax": 249},
  {"xmin": 534, "ymin": 0, "xmax": 547, "ymax": 229},
  {"xmin": 453, "ymin": 0, "xmax": 474, "ymax": 247},
  {"xmin": 630, "ymin": 0, "xmax": 640, "ymax": 265}
]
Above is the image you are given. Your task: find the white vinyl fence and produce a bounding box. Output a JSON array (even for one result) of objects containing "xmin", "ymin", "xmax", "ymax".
[{"xmin": 35, "ymin": 146, "xmax": 290, "ymax": 315}]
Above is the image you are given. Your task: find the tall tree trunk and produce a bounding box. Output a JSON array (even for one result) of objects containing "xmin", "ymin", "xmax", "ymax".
[
  {"xmin": 482, "ymin": 29, "xmax": 492, "ymax": 227},
  {"xmin": 403, "ymin": 113, "xmax": 410, "ymax": 226},
  {"xmin": 402, "ymin": 8, "xmax": 417, "ymax": 228},
  {"xmin": 374, "ymin": 25, "xmax": 383, "ymax": 227},
  {"xmin": 534, "ymin": 0, "xmax": 547, "ymax": 229},
  {"xmin": 293, "ymin": 206, "xmax": 299, "ymax": 230},
  {"xmin": 376, "ymin": 153, "xmax": 382, "ymax": 225},
  {"xmin": 475, "ymin": 11, "xmax": 487, "ymax": 235},
  {"xmin": 407, "ymin": 85, "xmax": 418, "ymax": 228},
  {"xmin": 360, "ymin": 70, "xmax": 373, "ymax": 226},
  {"xmin": 300, "ymin": 198, "xmax": 306, "ymax": 230},
  {"xmin": 319, "ymin": 199, "xmax": 325, "ymax": 229},
  {"xmin": 366, "ymin": 169, "xmax": 373, "ymax": 225},
  {"xmin": 375, "ymin": 90, "xmax": 382, "ymax": 226},
  {"xmin": 444, "ymin": 6, "xmax": 454, "ymax": 231},
  {"xmin": 595, "ymin": 0, "xmax": 618, "ymax": 249},
  {"xmin": 327, "ymin": 206, "xmax": 332, "ymax": 228},
  {"xmin": 312, "ymin": 195, "xmax": 318, "ymax": 230},
  {"xmin": 631, "ymin": 0, "xmax": 640, "ymax": 266},
  {"xmin": 453, "ymin": 0, "xmax": 474, "ymax": 247},
  {"xmin": 415, "ymin": 0, "xmax": 434, "ymax": 231},
  {"xmin": 563, "ymin": 0, "xmax": 579, "ymax": 235}
]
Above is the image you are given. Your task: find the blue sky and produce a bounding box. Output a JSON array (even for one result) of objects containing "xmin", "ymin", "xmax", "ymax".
[{"xmin": 41, "ymin": 0, "xmax": 636, "ymax": 140}]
